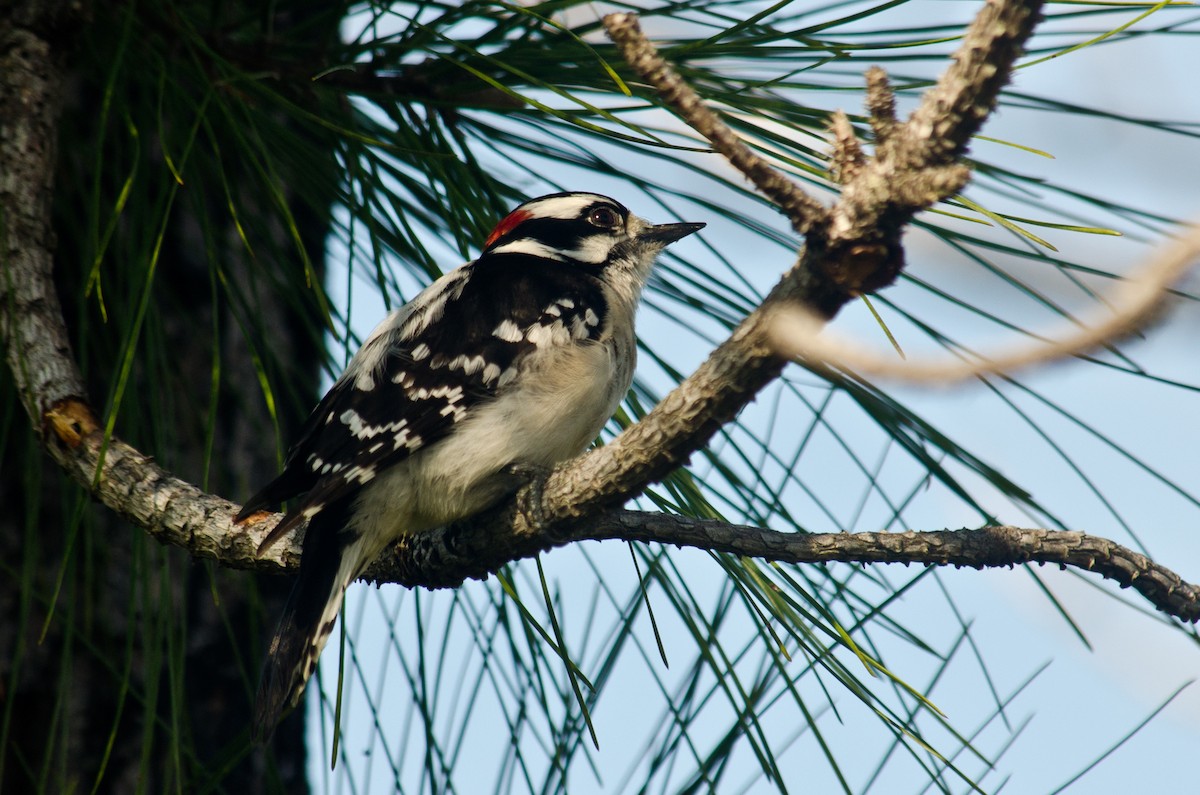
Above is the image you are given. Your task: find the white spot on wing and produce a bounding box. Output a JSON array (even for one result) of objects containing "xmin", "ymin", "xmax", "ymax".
[
  {"xmin": 407, "ymin": 384, "xmax": 464, "ymax": 402},
  {"xmin": 526, "ymin": 323, "xmax": 554, "ymax": 348},
  {"xmin": 447, "ymin": 354, "xmax": 487, "ymax": 375},
  {"xmin": 527, "ymin": 320, "xmax": 573, "ymax": 348},
  {"xmin": 493, "ymin": 319, "xmax": 522, "ymax": 342},
  {"xmin": 343, "ymin": 464, "xmax": 377, "ymax": 485},
  {"xmin": 393, "ymin": 428, "xmax": 424, "ymax": 451},
  {"xmin": 340, "ymin": 409, "xmax": 410, "ymax": 441}
]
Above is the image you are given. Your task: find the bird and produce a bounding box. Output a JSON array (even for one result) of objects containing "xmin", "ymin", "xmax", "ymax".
[{"xmin": 235, "ymin": 191, "xmax": 703, "ymax": 739}]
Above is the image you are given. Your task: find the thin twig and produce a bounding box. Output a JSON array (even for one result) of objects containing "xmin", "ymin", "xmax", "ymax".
[
  {"xmin": 828, "ymin": 110, "xmax": 865, "ymax": 185},
  {"xmin": 864, "ymin": 66, "xmax": 898, "ymax": 145},
  {"xmin": 893, "ymin": 0, "xmax": 1044, "ymax": 170},
  {"xmin": 829, "ymin": 0, "xmax": 1043, "ymax": 242},
  {"xmin": 604, "ymin": 13, "xmax": 829, "ymax": 235}
]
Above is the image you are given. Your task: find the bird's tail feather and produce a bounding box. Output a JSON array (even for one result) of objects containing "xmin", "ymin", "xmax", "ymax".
[{"xmin": 252, "ymin": 502, "xmax": 366, "ymax": 742}]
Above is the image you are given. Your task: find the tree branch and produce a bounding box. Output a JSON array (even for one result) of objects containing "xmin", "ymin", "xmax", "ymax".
[
  {"xmin": 769, "ymin": 222, "xmax": 1200, "ymax": 382},
  {"xmin": 11, "ymin": 0, "xmax": 1194, "ymax": 634},
  {"xmin": 1, "ymin": 8, "xmax": 87, "ymax": 428},
  {"xmin": 371, "ymin": 513, "xmax": 1200, "ymax": 623},
  {"xmin": 40, "ymin": 414, "xmax": 1200, "ymax": 627}
]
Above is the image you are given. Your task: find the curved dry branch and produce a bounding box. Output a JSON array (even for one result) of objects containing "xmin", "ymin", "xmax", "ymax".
[
  {"xmin": 1, "ymin": 16, "xmax": 87, "ymax": 425},
  {"xmin": 9, "ymin": 0, "xmax": 1195, "ymax": 631},
  {"xmin": 769, "ymin": 223, "xmax": 1200, "ymax": 382}
]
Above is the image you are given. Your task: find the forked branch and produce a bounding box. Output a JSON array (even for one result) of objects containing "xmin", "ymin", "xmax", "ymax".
[{"xmin": 5, "ymin": 0, "xmax": 1198, "ymax": 625}]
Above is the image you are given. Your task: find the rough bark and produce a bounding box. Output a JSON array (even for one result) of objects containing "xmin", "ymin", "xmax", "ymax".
[{"xmin": 375, "ymin": 515, "xmax": 1200, "ymax": 622}]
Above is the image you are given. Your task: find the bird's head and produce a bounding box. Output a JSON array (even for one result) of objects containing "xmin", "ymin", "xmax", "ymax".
[{"xmin": 482, "ymin": 192, "xmax": 704, "ymax": 279}]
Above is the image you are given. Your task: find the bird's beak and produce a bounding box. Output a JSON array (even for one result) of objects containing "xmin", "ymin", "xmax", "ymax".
[{"xmin": 638, "ymin": 221, "xmax": 705, "ymax": 245}]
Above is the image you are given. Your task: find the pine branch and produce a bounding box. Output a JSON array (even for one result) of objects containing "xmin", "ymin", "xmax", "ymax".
[
  {"xmin": 26, "ymin": 409, "xmax": 1200, "ymax": 623},
  {"xmin": 7, "ymin": 0, "xmax": 1198, "ymax": 629},
  {"xmin": 372, "ymin": 514, "xmax": 1200, "ymax": 623}
]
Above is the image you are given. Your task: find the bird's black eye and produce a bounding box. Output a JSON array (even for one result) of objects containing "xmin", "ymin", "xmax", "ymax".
[{"xmin": 587, "ymin": 206, "xmax": 621, "ymax": 229}]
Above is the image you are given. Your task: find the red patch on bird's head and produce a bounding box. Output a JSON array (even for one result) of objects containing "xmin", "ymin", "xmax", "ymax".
[{"xmin": 485, "ymin": 209, "xmax": 532, "ymax": 248}]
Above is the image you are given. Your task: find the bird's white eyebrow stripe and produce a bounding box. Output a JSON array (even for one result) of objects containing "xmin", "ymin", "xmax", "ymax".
[
  {"xmin": 488, "ymin": 238, "xmax": 568, "ymax": 261},
  {"xmin": 516, "ymin": 194, "xmax": 612, "ymax": 220}
]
